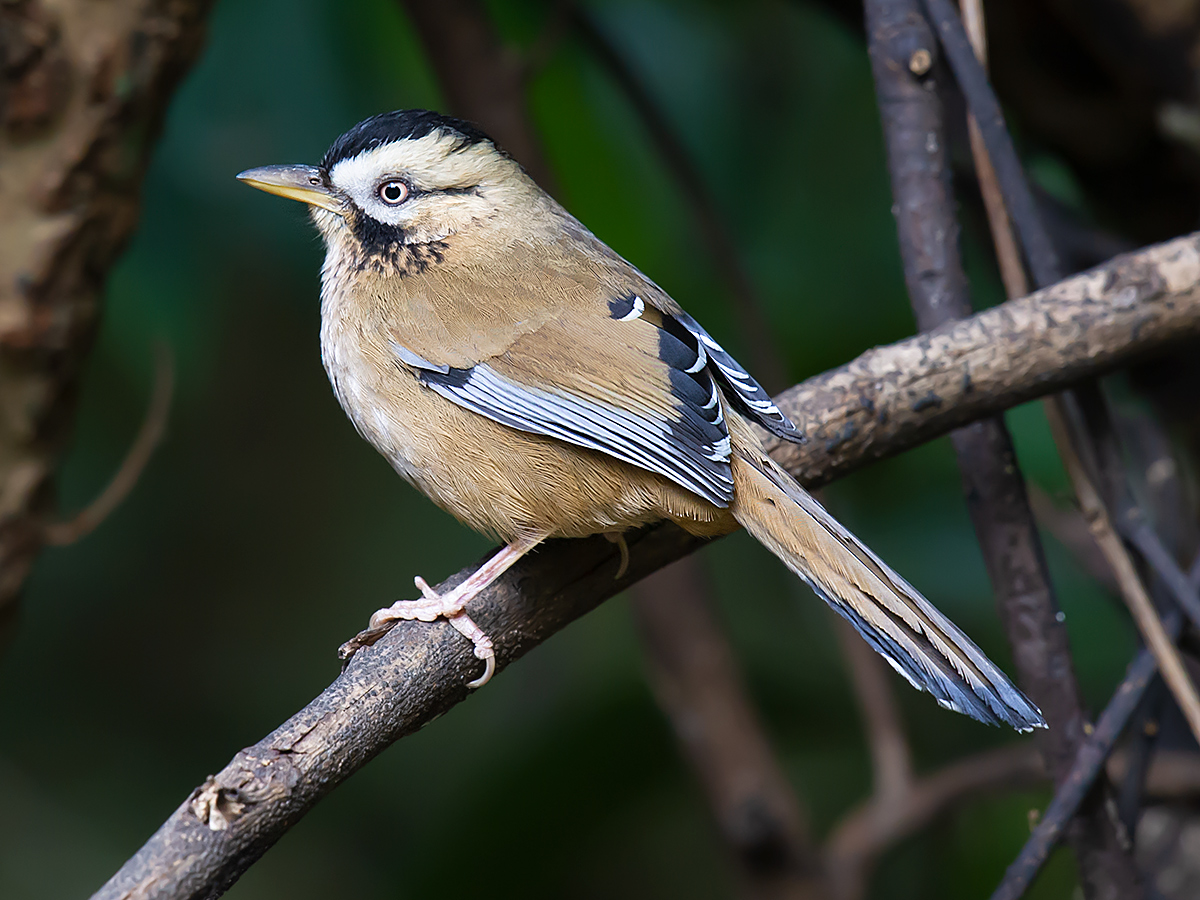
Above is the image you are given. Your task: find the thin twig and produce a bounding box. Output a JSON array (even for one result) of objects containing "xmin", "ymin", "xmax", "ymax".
[
  {"xmin": 1063, "ymin": 383, "xmax": 1200, "ymax": 729},
  {"xmin": 1026, "ymin": 486, "xmax": 1117, "ymax": 594},
  {"xmin": 991, "ymin": 610, "xmax": 1182, "ymax": 900},
  {"xmin": 1125, "ymin": 522, "xmax": 1200, "ymax": 631},
  {"xmin": 1044, "ymin": 400, "xmax": 1200, "ymax": 744},
  {"xmin": 42, "ymin": 346, "xmax": 174, "ymax": 547},
  {"xmin": 826, "ymin": 744, "xmax": 1046, "ymax": 900},
  {"xmin": 921, "ymin": 0, "xmax": 1062, "ymax": 287},
  {"xmin": 957, "ymin": 0, "xmax": 1028, "ymax": 299}
]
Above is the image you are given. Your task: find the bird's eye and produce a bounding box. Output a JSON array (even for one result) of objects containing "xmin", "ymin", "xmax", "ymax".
[{"xmin": 378, "ymin": 180, "xmax": 409, "ymax": 205}]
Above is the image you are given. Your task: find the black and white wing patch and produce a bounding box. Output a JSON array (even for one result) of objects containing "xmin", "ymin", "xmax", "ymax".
[
  {"xmin": 389, "ymin": 296, "xmax": 797, "ymax": 507},
  {"xmin": 392, "ymin": 340, "xmax": 735, "ymax": 507},
  {"xmin": 664, "ymin": 310, "xmax": 805, "ymax": 443}
]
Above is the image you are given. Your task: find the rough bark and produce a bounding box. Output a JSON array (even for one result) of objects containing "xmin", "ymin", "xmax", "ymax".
[{"xmin": 768, "ymin": 231, "xmax": 1200, "ymax": 486}]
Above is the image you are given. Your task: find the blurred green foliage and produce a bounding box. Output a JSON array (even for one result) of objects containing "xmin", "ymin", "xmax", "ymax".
[{"xmin": 0, "ymin": 0, "xmax": 1135, "ymax": 897}]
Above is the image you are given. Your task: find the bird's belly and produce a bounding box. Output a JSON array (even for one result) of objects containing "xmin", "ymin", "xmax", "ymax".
[{"xmin": 321, "ymin": 336, "xmax": 423, "ymax": 485}]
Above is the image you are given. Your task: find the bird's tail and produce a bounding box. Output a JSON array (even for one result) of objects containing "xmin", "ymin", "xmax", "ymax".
[{"xmin": 726, "ymin": 415, "xmax": 1046, "ymax": 732}]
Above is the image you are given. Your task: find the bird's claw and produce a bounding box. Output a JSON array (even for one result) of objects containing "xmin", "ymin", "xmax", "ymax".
[{"xmin": 359, "ymin": 575, "xmax": 497, "ymax": 689}]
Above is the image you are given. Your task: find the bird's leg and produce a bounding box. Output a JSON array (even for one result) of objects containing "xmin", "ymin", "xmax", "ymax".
[{"xmin": 366, "ymin": 534, "xmax": 543, "ymax": 688}]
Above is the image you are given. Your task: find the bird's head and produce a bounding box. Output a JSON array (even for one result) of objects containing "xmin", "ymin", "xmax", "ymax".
[{"xmin": 238, "ymin": 110, "xmax": 534, "ymax": 262}]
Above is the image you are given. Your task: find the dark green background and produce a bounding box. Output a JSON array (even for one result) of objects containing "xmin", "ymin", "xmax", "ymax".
[{"xmin": 0, "ymin": 0, "xmax": 1134, "ymax": 896}]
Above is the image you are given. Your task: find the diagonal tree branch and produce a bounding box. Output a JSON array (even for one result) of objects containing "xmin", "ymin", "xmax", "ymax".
[
  {"xmin": 1046, "ymin": 400, "xmax": 1200, "ymax": 743},
  {"xmin": 568, "ymin": 6, "xmax": 789, "ymax": 392},
  {"xmin": 93, "ymin": 230, "xmax": 1200, "ymax": 900}
]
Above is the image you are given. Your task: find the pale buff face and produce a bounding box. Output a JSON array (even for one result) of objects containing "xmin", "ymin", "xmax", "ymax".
[{"xmin": 321, "ymin": 130, "xmax": 529, "ymax": 246}]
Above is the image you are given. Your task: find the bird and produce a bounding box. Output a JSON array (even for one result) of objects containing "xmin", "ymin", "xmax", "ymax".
[{"xmin": 237, "ymin": 108, "xmax": 1045, "ymax": 731}]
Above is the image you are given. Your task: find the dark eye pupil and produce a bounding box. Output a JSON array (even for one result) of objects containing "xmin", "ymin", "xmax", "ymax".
[{"xmin": 381, "ymin": 182, "xmax": 404, "ymax": 202}]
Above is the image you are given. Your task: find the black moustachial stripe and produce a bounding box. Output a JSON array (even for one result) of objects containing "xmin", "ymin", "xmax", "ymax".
[
  {"xmin": 350, "ymin": 220, "xmax": 447, "ymax": 276},
  {"xmin": 322, "ymin": 109, "xmax": 498, "ymax": 170}
]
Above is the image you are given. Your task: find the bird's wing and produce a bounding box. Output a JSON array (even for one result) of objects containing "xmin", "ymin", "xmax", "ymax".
[{"xmin": 388, "ymin": 279, "xmax": 798, "ymax": 508}]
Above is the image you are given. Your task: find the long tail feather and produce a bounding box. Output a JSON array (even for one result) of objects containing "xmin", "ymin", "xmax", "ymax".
[{"xmin": 727, "ymin": 416, "xmax": 1045, "ymax": 732}]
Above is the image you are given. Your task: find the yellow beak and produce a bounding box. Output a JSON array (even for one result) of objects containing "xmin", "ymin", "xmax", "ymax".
[{"xmin": 236, "ymin": 165, "xmax": 345, "ymax": 215}]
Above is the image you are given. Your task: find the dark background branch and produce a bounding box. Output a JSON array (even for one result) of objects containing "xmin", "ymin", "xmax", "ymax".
[
  {"xmin": 568, "ymin": 6, "xmax": 789, "ymax": 393},
  {"xmin": 924, "ymin": 6, "xmax": 1200, "ymax": 895},
  {"xmin": 991, "ymin": 611, "xmax": 1182, "ymax": 900},
  {"xmin": 398, "ymin": 0, "xmax": 555, "ymax": 191},
  {"xmin": 633, "ymin": 561, "xmax": 824, "ymax": 900},
  {"xmin": 864, "ymin": 1, "xmax": 1141, "ymax": 894}
]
